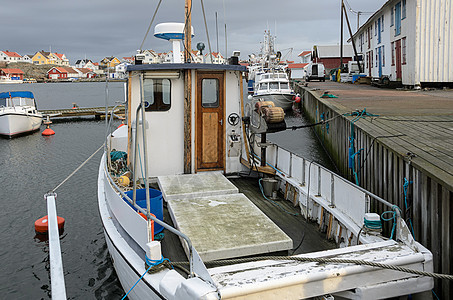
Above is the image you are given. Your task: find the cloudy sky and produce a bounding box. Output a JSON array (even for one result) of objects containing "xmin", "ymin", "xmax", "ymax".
[{"xmin": 2, "ymin": 0, "xmax": 387, "ymax": 64}]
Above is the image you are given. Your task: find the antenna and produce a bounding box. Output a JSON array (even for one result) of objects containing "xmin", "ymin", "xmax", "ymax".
[{"xmin": 215, "ymin": 12, "xmax": 219, "ymax": 53}]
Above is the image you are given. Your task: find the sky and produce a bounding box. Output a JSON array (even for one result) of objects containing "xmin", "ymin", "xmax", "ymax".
[{"xmin": 1, "ymin": 0, "xmax": 387, "ymax": 64}]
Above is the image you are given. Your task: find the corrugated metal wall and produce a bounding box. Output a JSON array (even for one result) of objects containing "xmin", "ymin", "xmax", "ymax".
[{"xmin": 417, "ymin": 0, "xmax": 453, "ymax": 83}]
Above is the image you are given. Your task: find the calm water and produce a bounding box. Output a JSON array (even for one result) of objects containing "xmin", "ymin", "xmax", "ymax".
[{"xmin": 0, "ymin": 82, "xmax": 332, "ymax": 299}]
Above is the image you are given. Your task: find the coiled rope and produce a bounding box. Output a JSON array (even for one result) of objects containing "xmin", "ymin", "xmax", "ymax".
[{"xmin": 171, "ymin": 255, "xmax": 453, "ymax": 281}]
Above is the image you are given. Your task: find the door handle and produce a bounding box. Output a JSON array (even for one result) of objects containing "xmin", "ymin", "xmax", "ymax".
[{"xmin": 219, "ymin": 119, "xmax": 223, "ymax": 125}]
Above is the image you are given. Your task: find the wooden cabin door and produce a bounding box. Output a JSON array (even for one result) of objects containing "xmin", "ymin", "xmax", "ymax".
[{"xmin": 196, "ymin": 71, "xmax": 225, "ymax": 171}]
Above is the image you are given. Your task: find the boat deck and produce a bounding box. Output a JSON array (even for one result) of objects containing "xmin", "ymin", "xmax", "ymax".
[
  {"xmin": 158, "ymin": 173, "xmax": 293, "ymax": 261},
  {"xmin": 157, "ymin": 173, "xmax": 335, "ymax": 264}
]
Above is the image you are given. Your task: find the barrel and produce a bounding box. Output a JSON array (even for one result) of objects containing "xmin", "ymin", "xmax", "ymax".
[{"xmin": 124, "ymin": 189, "xmax": 164, "ymax": 233}]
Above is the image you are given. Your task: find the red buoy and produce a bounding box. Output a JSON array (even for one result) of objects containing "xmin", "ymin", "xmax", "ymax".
[
  {"xmin": 35, "ymin": 215, "xmax": 65, "ymax": 234},
  {"xmin": 42, "ymin": 128, "xmax": 55, "ymax": 136}
]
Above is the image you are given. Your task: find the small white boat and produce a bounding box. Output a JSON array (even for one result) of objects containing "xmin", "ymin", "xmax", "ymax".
[
  {"xmin": 247, "ymin": 31, "xmax": 296, "ymax": 110},
  {"xmin": 0, "ymin": 91, "xmax": 43, "ymax": 138},
  {"xmin": 252, "ymin": 68, "xmax": 295, "ymax": 110}
]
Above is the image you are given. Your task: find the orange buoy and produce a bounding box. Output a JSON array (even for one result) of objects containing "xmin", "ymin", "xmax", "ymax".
[
  {"xmin": 42, "ymin": 115, "xmax": 55, "ymax": 136},
  {"xmin": 35, "ymin": 215, "xmax": 65, "ymax": 234},
  {"xmin": 42, "ymin": 128, "xmax": 55, "ymax": 136}
]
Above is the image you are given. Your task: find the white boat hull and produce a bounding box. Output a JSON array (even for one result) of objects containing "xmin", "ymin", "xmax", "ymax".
[
  {"xmin": 0, "ymin": 112, "xmax": 42, "ymax": 137},
  {"xmin": 253, "ymin": 93, "xmax": 295, "ymax": 110}
]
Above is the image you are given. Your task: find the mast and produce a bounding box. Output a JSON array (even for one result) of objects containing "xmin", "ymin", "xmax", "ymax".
[{"xmin": 184, "ymin": 0, "xmax": 192, "ymax": 173}]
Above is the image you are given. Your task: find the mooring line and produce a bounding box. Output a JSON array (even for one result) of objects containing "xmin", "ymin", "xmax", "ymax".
[
  {"xmin": 172, "ymin": 255, "xmax": 453, "ymax": 281},
  {"xmin": 52, "ymin": 143, "xmax": 105, "ymax": 192}
]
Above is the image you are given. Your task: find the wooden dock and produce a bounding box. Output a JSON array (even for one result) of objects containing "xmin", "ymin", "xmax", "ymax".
[
  {"xmin": 39, "ymin": 105, "xmax": 125, "ymax": 119},
  {"xmin": 295, "ymin": 81, "xmax": 453, "ymax": 298}
]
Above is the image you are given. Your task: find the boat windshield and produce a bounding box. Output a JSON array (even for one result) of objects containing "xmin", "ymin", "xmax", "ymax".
[
  {"xmin": 259, "ymin": 83, "xmax": 268, "ymax": 90},
  {"xmin": 280, "ymin": 82, "xmax": 289, "ymax": 89},
  {"xmin": 11, "ymin": 97, "xmax": 35, "ymax": 107},
  {"xmin": 269, "ymin": 82, "xmax": 279, "ymax": 89}
]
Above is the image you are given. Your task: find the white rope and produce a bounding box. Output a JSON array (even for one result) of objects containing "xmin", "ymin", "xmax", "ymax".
[{"xmin": 52, "ymin": 144, "xmax": 104, "ymax": 192}]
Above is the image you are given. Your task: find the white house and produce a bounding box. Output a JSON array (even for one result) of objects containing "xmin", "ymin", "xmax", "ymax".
[
  {"xmin": 351, "ymin": 0, "xmax": 453, "ymax": 86},
  {"xmin": 114, "ymin": 62, "xmax": 130, "ymax": 79},
  {"xmin": 21, "ymin": 55, "xmax": 33, "ymax": 63},
  {"xmin": 298, "ymin": 51, "xmax": 312, "ymax": 63},
  {"xmin": 0, "ymin": 51, "xmax": 22, "ymax": 63},
  {"xmin": 204, "ymin": 52, "xmax": 225, "ymax": 64}
]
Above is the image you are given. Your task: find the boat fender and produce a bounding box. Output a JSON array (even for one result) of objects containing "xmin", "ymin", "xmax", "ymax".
[
  {"xmin": 35, "ymin": 215, "xmax": 65, "ymax": 234},
  {"xmin": 118, "ymin": 175, "xmax": 130, "ymax": 187},
  {"xmin": 42, "ymin": 128, "xmax": 55, "ymax": 136},
  {"xmin": 261, "ymin": 107, "xmax": 285, "ymax": 123}
]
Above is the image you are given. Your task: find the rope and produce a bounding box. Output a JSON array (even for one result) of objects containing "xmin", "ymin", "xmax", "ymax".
[
  {"xmin": 381, "ymin": 205, "xmax": 401, "ymax": 240},
  {"xmin": 52, "ymin": 144, "xmax": 104, "ymax": 192},
  {"xmin": 403, "ymin": 178, "xmax": 415, "ymax": 236},
  {"xmin": 172, "ymin": 255, "xmax": 453, "ymax": 281},
  {"xmin": 121, "ymin": 255, "xmax": 173, "ymax": 299},
  {"xmin": 139, "ymin": 0, "xmax": 163, "ymax": 51}
]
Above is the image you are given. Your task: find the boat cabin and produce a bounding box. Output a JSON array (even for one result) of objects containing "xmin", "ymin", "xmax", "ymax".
[{"xmin": 124, "ymin": 63, "xmax": 246, "ymax": 177}]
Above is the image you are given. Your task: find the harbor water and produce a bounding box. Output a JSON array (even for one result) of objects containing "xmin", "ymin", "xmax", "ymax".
[{"xmin": 0, "ymin": 82, "xmax": 333, "ymax": 299}]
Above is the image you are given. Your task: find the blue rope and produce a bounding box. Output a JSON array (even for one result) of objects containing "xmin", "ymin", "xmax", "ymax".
[
  {"xmin": 381, "ymin": 205, "xmax": 401, "ymax": 240},
  {"xmin": 121, "ymin": 255, "xmax": 173, "ymax": 300},
  {"xmin": 364, "ymin": 218, "xmax": 382, "ymax": 230},
  {"xmin": 258, "ymin": 178, "xmax": 299, "ymax": 216},
  {"xmin": 121, "ymin": 264, "xmax": 153, "ymax": 300},
  {"xmin": 403, "ymin": 178, "xmax": 415, "ymax": 236}
]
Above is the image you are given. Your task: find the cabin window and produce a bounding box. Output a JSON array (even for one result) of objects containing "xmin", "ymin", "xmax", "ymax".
[
  {"xmin": 259, "ymin": 83, "xmax": 268, "ymax": 91},
  {"xmin": 280, "ymin": 82, "xmax": 289, "ymax": 89},
  {"xmin": 201, "ymin": 78, "xmax": 219, "ymax": 108},
  {"xmin": 0, "ymin": 99, "xmax": 6, "ymax": 107},
  {"xmin": 143, "ymin": 78, "xmax": 171, "ymax": 111},
  {"xmin": 269, "ymin": 82, "xmax": 279, "ymax": 90}
]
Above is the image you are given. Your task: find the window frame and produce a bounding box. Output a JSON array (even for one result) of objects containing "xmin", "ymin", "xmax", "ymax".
[
  {"xmin": 391, "ymin": 42, "xmax": 395, "ymax": 66},
  {"xmin": 143, "ymin": 78, "xmax": 172, "ymax": 112},
  {"xmin": 402, "ymin": 37, "xmax": 407, "ymax": 65},
  {"xmin": 201, "ymin": 78, "xmax": 220, "ymax": 108}
]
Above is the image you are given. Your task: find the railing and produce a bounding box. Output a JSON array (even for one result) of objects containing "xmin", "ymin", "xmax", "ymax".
[
  {"xmin": 251, "ymin": 139, "xmax": 408, "ymax": 243},
  {"xmin": 103, "ymin": 103, "xmax": 215, "ymax": 286}
]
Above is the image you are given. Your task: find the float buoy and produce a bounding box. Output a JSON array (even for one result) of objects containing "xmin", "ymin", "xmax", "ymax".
[
  {"xmin": 42, "ymin": 128, "xmax": 55, "ymax": 136},
  {"xmin": 42, "ymin": 115, "xmax": 55, "ymax": 136},
  {"xmin": 35, "ymin": 215, "xmax": 65, "ymax": 234},
  {"xmin": 118, "ymin": 175, "xmax": 130, "ymax": 187}
]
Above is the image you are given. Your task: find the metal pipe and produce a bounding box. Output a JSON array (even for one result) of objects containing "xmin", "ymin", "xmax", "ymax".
[
  {"xmin": 103, "ymin": 160, "xmax": 195, "ymax": 276},
  {"xmin": 45, "ymin": 192, "xmax": 67, "ymax": 299},
  {"xmin": 132, "ymin": 105, "xmax": 142, "ymax": 206},
  {"xmin": 138, "ymin": 75, "xmax": 152, "ymax": 243},
  {"xmin": 260, "ymin": 133, "xmax": 266, "ymax": 167}
]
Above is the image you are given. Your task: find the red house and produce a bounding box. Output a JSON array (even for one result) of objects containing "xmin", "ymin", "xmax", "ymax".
[
  {"xmin": 0, "ymin": 68, "xmax": 24, "ymax": 80},
  {"xmin": 47, "ymin": 67, "xmax": 69, "ymax": 79}
]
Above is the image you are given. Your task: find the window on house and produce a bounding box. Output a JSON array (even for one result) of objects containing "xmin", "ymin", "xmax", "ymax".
[
  {"xmin": 391, "ymin": 42, "xmax": 395, "ymax": 65},
  {"xmin": 382, "ymin": 16, "xmax": 384, "ymax": 31},
  {"xmin": 143, "ymin": 78, "xmax": 171, "ymax": 111},
  {"xmin": 402, "ymin": 0, "xmax": 406, "ymax": 19},
  {"xmin": 391, "ymin": 7, "xmax": 394, "ymax": 26},
  {"xmin": 370, "ymin": 25, "xmax": 373, "ymax": 38},
  {"xmin": 382, "ymin": 46, "xmax": 385, "ymax": 66},
  {"xmin": 395, "ymin": 2, "xmax": 402, "ymax": 36},
  {"xmin": 375, "ymin": 49, "xmax": 378, "ymax": 67},
  {"xmin": 402, "ymin": 37, "xmax": 407, "ymax": 64},
  {"xmin": 371, "ymin": 50, "xmax": 373, "ymax": 68}
]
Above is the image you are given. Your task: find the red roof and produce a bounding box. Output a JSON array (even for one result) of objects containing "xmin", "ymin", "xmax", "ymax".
[
  {"xmin": 239, "ymin": 62, "xmax": 249, "ymax": 66},
  {"xmin": 78, "ymin": 68, "xmax": 93, "ymax": 73},
  {"xmin": 2, "ymin": 51, "xmax": 22, "ymax": 58},
  {"xmin": 1, "ymin": 68, "xmax": 24, "ymax": 74},
  {"xmin": 288, "ymin": 63, "xmax": 309, "ymax": 69},
  {"xmin": 298, "ymin": 51, "xmax": 311, "ymax": 57},
  {"xmin": 54, "ymin": 53, "xmax": 65, "ymax": 59}
]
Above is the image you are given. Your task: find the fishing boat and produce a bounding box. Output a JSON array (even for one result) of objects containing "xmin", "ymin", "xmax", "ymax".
[
  {"xmin": 247, "ymin": 31, "xmax": 296, "ymax": 111},
  {"xmin": 97, "ymin": 5, "xmax": 434, "ymax": 300},
  {"xmin": 0, "ymin": 91, "xmax": 43, "ymax": 138}
]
